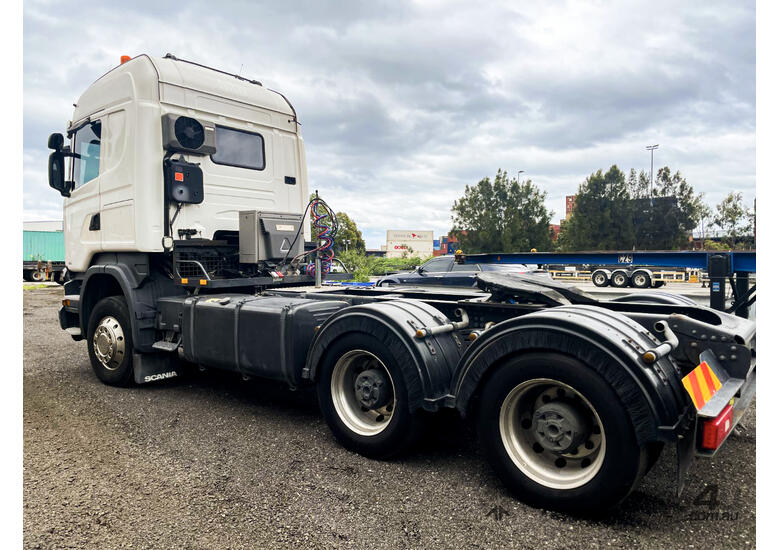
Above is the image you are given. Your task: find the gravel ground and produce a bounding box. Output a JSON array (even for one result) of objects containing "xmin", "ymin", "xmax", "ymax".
[{"xmin": 23, "ymin": 287, "xmax": 756, "ymax": 549}]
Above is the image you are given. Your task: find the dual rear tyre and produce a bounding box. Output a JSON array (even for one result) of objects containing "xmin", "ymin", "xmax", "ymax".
[
  {"xmin": 477, "ymin": 352, "xmax": 650, "ymax": 514},
  {"xmin": 316, "ymin": 333, "xmax": 426, "ymax": 459},
  {"xmin": 316, "ymin": 338, "xmax": 653, "ymax": 513}
]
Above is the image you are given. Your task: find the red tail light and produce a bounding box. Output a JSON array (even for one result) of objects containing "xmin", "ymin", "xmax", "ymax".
[{"xmin": 700, "ymin": 404, "xmax": 734, "ymax": 450}]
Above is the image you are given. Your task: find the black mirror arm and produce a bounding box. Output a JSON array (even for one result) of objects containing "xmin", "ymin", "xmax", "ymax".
[{"xmin": 60, "ymin": 181, "xmax": 74, "ymax": 198}]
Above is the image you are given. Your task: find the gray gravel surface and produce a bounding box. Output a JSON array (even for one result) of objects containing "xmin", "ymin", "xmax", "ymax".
[{"xmin": 23, "ymin": 287, "xmax": 756, "ymax": 549}]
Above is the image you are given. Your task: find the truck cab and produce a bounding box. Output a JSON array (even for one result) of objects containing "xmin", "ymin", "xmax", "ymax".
[{"xmin": 49, "ymin": 54, "xmax": 310, "ymax": 273}]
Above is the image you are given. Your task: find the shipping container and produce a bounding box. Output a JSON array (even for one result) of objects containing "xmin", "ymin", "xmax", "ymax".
[{"xmin": 23, "ymin": 231, "xmax": 65, "ymax": 262}]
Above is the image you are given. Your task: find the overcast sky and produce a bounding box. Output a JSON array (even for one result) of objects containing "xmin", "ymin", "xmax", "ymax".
[{"xmin": 23, "ymin": 0, "xmax": 755, "ymax": 248}]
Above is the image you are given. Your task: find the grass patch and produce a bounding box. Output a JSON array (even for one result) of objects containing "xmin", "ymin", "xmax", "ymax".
[{"xmin": 23, "ymin": 284, "xmax": 52, "ymax": 290}]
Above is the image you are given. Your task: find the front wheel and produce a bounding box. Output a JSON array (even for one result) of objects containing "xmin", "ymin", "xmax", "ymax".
[
  {"xmin": 316, "ymin": 333, "xmax": 425, "ymax": 459},
  {"xmin": 477, "ymin": 352, "xmax": 648, "ymax": 514},
  {"xmin": 87, "ymin": 296, "xmax": 135, "ymax": 386}
]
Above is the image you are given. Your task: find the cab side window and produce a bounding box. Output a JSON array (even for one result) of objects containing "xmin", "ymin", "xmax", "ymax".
[
  {"xmin": 72, "ymin": 121, "xmax": 102, "ymax": 188},
  {"xmin": 210, "ymin": 126, "xmax": 265, "ymax": 170}
]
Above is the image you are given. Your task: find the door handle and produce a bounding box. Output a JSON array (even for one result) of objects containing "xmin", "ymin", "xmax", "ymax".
[{"xmin": 89, "ymin": 213, "xmax": 100, "ymax": 231}]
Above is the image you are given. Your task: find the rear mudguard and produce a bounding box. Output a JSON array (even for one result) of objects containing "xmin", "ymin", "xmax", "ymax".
[
  {"xmin": 452, "ymin": 305, "xmax": 690, "ymax": 446},
  {"xmin": 303, "ymin": 299, "xmax": 463, "ymax": 412}
]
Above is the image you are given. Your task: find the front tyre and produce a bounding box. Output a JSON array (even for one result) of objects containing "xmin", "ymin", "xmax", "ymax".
[
  {"xmin": 86, "ymin": 296, "xmax": 135, "ymax": 387},
  {"xmin": 477, "ymin": 352, "xmax": 648, "ymax": 514},
  {"xmin": 317, "ymin": 333, "xmax": 425, "ymax": 459}
]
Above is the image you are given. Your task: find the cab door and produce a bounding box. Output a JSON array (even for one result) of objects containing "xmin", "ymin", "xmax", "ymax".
[{"xmin": 64, "ymin": 120, "xmax": 103, "ymax": 272}]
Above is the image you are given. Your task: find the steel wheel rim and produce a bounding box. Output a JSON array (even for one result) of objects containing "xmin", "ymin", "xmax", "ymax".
[
  {"xmin": 634, "ymin": 273, "xmax": 648, "ymax": 286},
  {"xmin": 614, "ymin": 274, "xmax": 625, "ymax": 285},
  {"xmin": 93, "ymin": 315, "xmax": 126, "ymax": 370},
  {"xmin": 499, "ymin": 378, "xmax": 606, "ymax": 489},
  {"xmin": 594, "ymin": 273, "xmax": 605, "ymax": 285},
  {"xmin": 331, "ymin": 350, "xmax": 396, "ymax": 436}
]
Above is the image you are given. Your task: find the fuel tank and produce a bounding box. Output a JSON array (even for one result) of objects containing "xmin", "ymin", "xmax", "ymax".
[{"xmin": 157, "ymin": 294, "xmax": 349, "ymax": 386}]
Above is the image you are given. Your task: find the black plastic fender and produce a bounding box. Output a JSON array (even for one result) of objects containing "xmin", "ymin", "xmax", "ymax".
[
  {"xmin": 452, "ymin": 304, "xmax": 689, "ymax": 446},
  {"xmin": 303, "ymin": 299, "xmax": 463, "ymax": 412},
  {"xmin": 79, "ymin": 253, "xmax": 184, "ymax": 353}
]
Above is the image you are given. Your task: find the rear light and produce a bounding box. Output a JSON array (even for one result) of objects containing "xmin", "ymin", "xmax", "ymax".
[{"xmin": 700, "ymin": 403, "xmax": 734, "ymax": 450}]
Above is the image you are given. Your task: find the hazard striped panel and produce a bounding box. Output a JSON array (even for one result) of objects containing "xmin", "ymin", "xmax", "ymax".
[{"xmin": 681, "ymin": 361, "xmax": 723, "ymax": 410}]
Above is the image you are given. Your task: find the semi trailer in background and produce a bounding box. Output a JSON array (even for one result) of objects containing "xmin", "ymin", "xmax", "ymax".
[{"xmin": 23, "ymin": 221, "xmax": 66, "ymax": 282}]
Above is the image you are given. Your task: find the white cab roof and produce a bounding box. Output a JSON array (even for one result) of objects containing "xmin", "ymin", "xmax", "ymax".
[{"xmin": 72, "ymin": 54, "xmax": 295, "ymax": 127}]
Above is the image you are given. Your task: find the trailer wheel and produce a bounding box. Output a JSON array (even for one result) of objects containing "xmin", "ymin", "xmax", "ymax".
[
  {"xmin": 610, "ymin": 271, "xmax": 629, "ymax": 288},
  {"xmin": 477, "ymin": 352, "xmax": 648, "ymax": 514},
  {"xmin": 23, "ymin": 270, "xmax": 33, "ymax": 282},
  {"xmin": 86, "ymin": 296, "xmax": 135, "ymax": 387},
  {"xmin": 31, "ymin": 270, "xmax": 44, "ymax": 282},
  {"xmin": 316, "ymin": 333, "xmax": 425, "ymax": 459},
  {"xmin": 631, "ymin": 271, "xmax": 651, "ymax": 288},
  {"xmin": 591, "ymin": 271, "xmax": 609, "ymax": 287}
]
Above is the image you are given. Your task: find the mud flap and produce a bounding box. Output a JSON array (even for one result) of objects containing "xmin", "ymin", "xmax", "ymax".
[
  {"xmin": 676, "ymin": 415, "xmax": 697, "ymax": 497},
  {"xmin": 133, "ymin": 352, "xmax": 182, "ymax": 384}
]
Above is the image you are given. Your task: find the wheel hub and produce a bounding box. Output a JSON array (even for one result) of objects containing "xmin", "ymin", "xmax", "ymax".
[
  {"xmin": 92, "ymin": 316, "xmax": 125, "ymax": 370},
  {"xmin": 354, "ymin": 368, "xmax": 392, "ymax": 409},
  {"xmin": 532, "ymin": 401, "xmax": 587, "ymax": 453}
]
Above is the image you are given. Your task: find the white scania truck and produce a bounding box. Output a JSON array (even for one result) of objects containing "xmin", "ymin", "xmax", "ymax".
[{"xmin": 49, "ymin": 54, "xmax": 756, "ymax": 514}]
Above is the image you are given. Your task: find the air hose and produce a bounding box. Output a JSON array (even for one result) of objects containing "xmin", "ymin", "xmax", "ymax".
[{"xmin": 306, "ymin": 198, "xmax": 336, "ymax": 276}]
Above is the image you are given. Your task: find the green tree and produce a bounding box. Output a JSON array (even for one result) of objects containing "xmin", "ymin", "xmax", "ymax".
[
  {"xmin": 647, "ymin": 167, "xmax": 699, "ymax": 249},
  {"xmin": 334, "ymin": 212, "xmax": 366, "ymax": 254},
  {"xmin": 450, "ymin": 169, "xmax": 553, "ymax": 253},
  {"xmin": 557, "ymin": 165, "xmax": 634, "ymax": 250},
  {"xmin": 692, "ymin": 199, "xmax": 713, "ymax": 241},
  {"xmin": 625, "ymin": 167, "xmax": 701, "ymax": 249},
  {"xmin": 714, "ymin": 192, "xmax": 752, "ymax": 249}
]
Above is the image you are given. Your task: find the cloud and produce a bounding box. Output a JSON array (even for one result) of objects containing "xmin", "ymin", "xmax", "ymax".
[{"xmin": 23, "ymin": 0, "xmax": 755, "ymax": 247}]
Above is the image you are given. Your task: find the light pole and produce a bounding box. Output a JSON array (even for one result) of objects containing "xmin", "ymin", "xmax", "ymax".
[
  {"xmin": 342, "ymin": 239, "xmax": 350, "ymax": 252},
  {"xmin": 645, "ymin": 144, "xmax": 659, "ymax": 204},
  {"xmin": 517, "ymin": 170, "xmax": 525, "ymax": 182}
]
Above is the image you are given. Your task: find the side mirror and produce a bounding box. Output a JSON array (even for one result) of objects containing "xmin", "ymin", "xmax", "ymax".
[
  {"xmin": 48, "ymin": 151, "xmax": 71, "ymax": 197},
  {"xmin": 48, "ymin": 132, "xmax": 64, "ymax": 151},
  {"xmin": 416, "ymin": 265, "xmax": 424, "ymax": 274}
]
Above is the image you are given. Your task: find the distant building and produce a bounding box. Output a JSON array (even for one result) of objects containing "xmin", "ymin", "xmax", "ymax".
[
  {"xmin": 549, "ymin": 224, "xmax": 561, "ymax": 241},
  {"xmin": 24, "ymin": 220, "xmax": 63, "ymax": 232},
  {"xmin": 385, "ymin": 230, "xmax": 434, "ymax": 259},
  {"xmin": 565, "ymin": 195, "xmax": 576, "ymax": 219}
]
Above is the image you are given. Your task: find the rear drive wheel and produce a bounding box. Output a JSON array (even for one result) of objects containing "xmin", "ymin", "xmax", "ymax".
[
  {"xmin": 477, "ymin": 352, "xmax": 648, "ymax": 514},
  {"xmin": 610, "ymin": 271, "xmax": 629, "ymax": 288},
  {"xmin": 591, "ymin": 271, "xmax": 609, "ymax": 287},
  {"xmin": 317, "ymin": 333, "xmax": 425, "ymax": 459},
  {"xmin": 631, "ymin": 271, "xmax": 651, "ymax": 288},
  {"xmin": 87, "ymin": 296, "xmax": 135, "ymax": 386},
  {"xmin": 31, "ymin": 270, "xmax": 44, "ymax": 282}
]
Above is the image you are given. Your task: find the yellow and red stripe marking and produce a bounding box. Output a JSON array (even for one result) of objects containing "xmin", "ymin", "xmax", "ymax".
[{"xmin": 681, "ymin": 361, "xmax": 722, "ymax": 410}]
